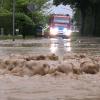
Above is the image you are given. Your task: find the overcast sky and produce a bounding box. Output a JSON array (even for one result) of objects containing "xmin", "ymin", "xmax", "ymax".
[
  {"xmin": 44, "ymin": 0, "xmax": 73, "ymax": 17},
  {"xmin": 51, "ymin": 4, "xmax": 73, "ymax": 17}
]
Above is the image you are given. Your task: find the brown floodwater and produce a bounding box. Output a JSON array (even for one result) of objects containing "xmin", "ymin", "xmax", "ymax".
[
  {"xmin": 0, "ymin": 37, "xmax": 100, "ymax": 56},
  {"xmin": 0, "ymin": 37, "xmax": 100, "ymax": 100},
  {"xmin": 0, "ymin": 74, "xmax": 100, "ymax": 100}
]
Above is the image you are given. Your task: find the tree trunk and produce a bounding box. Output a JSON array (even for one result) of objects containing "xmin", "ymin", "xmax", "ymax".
[
  {"xmin": 84, "ymin": 5, "xmax": 96, "ymax": 36},
  {"xmin": 92, "ymin": 4, "xmax": 96, "ymax": 36},
  {"xmin": 79, "ymin": 2, "xmax": 100, "ymax": 37},
  {"xmin": 94, "ymin": 4, "xmax": 100, "ymax": 36},
  {"xmin": 80, "ymin": 5, "xmax": 96, "ymax": 37},
  {"xmin": 80, "ymin": 9, "xmax": 86, "ymax": 36}
]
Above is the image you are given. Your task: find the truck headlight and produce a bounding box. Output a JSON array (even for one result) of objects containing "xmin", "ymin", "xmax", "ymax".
[
  {"xmin": 64, "ymin": 29, "xmax": 72, "ymax": 36},
  {"xmin": 50, "ymin": 27, "xmax": 58, "ymax": 35}
]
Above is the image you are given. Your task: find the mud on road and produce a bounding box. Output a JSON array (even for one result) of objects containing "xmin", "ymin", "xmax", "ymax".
[
  {"xmin": 0, "ymin": 37, "xmax": 100, "ymax": 100},
  {"xmin": 0, "ymin": 53, "xmax": 100, "ymax": 100}
]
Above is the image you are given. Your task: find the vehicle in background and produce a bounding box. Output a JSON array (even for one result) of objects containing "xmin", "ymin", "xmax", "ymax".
[
  {"xmin": 47, "ymin": 14, "xmax": 72, "ymax": 38},
  {"xmin": 36, "ymin": 25, "xmax": 43, "ymax": 37}
]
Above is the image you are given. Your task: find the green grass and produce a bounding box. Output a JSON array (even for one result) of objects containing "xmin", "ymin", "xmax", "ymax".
[
  {"xmin": 0, "ymin": 35, "xmax": 22, "ymax": 40},
  {"xmin": 70, "ymin": 32, "xmax": 80, "ymax": 41},
  {"xmin": 0, "ymin": 32, "xmax": 80, "ymax": 40},
  {"xmin": 0, "ymin": 35, "xmax": 38, "ymax": 40},
  {"xmin": 71, "ymin": 32, "xmax": 80, "ymax": 37}
]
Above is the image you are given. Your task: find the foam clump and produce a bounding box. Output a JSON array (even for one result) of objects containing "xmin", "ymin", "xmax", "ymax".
[
  {"xmin": 80, "ymin": 61, "xmax": 99, "ymax": 74},
  {"xmin": 0, "ymin": 54, "xmax": 99, "ymax": 76}
]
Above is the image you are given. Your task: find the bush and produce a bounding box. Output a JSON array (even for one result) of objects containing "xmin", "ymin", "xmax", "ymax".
[
  {"xmin": 15, "ymin": 13, "xmax": 35, "ymax": 38},
  {"xmin": 0, "ymin": 12, "xmax": 12, "ymax": 35},
  {"xmin": 0, "ymin": 12, "xmax": 35, "ymax": 37}
]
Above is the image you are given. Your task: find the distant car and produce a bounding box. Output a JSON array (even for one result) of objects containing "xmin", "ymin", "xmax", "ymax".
[{"xmin": 36, "ymin": 26, "xmax": 43, "ymax": 37}]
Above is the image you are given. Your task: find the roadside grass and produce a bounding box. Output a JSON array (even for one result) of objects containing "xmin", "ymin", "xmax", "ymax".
[
  {"xmin": 71, "ymin": 32, "xmax": 80, "ymax": 37},
  {"xmin": 0, "ymin": 35, "xmax": 22, "ymax": 40},
  {"xmin": 71, "ymin": 32, "xmax": 80, "ymax": 38},
  {"xmin": 0, "ymin": 32, "xmax": 80, "ymax": 40},
  {"xmin": 0, "ymin": 35, "xmax": 38, "ymax": 40}
]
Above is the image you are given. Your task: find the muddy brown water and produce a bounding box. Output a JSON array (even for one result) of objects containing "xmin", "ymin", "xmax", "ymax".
[
  {"xmin": 0, "ymin": 37, "xmax": 100, "ymax": 100},
  {"xmin": 0, "ymin": 37, "xmax": 100, "ymax": 56}
]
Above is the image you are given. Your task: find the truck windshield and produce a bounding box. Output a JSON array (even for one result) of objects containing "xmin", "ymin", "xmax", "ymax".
[{"xmin": 54, "ymin": 17, "xmax": 69, "ymax": 24}]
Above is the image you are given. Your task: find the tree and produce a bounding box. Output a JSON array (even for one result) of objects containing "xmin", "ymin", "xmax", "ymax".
[
  {"xmin": 0, "ymin": 0, "xmax": 48, "ymax": 36},
  {"xmin": 53, "ymin": 0, "xmax": 100, "ymax": 36}
]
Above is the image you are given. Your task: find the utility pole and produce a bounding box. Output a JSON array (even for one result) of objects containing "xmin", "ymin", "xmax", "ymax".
[{"xmin": 12, "ymin": 0, "xmax": 15, "ymax": 41}]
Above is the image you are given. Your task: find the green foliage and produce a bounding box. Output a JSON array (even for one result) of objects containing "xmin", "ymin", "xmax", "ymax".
[
  {"xmin": 0, "ymin": 13, "xmax": 12, "ymax": 35},
  {"xmin": 0, "ymin": 12, "xmax": 35, "ymax": 36},
  {"xmin": 29, "ymin": 0, "xmax": 47, "ymax": 10},
  {"xmin": 32, "ymin": 12, "xmax": 47, "ymax": 26},
  {"xmin": 73, "ymin": 8, "xmax": 81, "ymax": 27},
  {"xmin": 15, "ymin": 13, "xmax": 35, "ymax": 36},
  {"xmin": 2, "ymin": 0, "xmax": 12, "ymax": 11},
  {"xmin": 53, "ymin": 0, "xmax": 76, "ymax": 6},
  {"xmin": 0, "ymin": 0, "xmax": 49, "ymax": 37},
  {"xmin": 16, "ymin": 0, "xmax": 29, "ymax": 5},
  {"xmin": 53, "ymin": 0, "xmax": 100, "ymax": 9},
  {"xmin": 0, "ymin": 8, "xmax": 10, "ymax": 13},
  {"xmin": 16, "ymin": 13, "xmax": 34, "ymax": 26},
  {"xmin": 1, "ymin": 0, "xmax": 48, "ymax": 12},
  {"xmin": 16, "ymin": 0, "xmax": 29, "ymax": 13}
]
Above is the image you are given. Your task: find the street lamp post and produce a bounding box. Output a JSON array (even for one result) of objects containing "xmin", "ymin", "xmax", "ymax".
[{"xmin": 13, "ymin": 0, "xmax": 15, "ymax": 41}]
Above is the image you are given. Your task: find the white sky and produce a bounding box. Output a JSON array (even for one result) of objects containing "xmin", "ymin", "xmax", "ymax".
[
  {"xmin": 50, "ymin": 4, "xmax": 73, "ymax": 17},
  {"xmin": 43, "ymin": 0, "xmax": 73, "ymax": 17}
]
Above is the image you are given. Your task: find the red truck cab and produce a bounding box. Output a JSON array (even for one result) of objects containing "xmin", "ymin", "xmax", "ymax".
[{"xmin": 49, "ymin": 14, "xmax": 72, "ymax": 38}]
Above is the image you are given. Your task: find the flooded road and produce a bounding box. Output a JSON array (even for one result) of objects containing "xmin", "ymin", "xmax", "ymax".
[
  {"xmin": 0, "ymin": 37, "xmax": 100, "ymax": 56},
  {"xmin": 0, "ymin": 37, "xmax": 100, "ymax": 100},
  {"xmin": 1, "ymin": 74, "xmax": 100, "ymax": 100}
]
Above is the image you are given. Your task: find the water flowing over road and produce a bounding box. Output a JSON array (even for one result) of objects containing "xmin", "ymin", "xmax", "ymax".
[
  {"xmin": 0, "ymin": 37, "xmax": 100, "ymax": 57},
  {"xmin": 0, "ymin": 37, "xmax": 100, "ymax": 100}
]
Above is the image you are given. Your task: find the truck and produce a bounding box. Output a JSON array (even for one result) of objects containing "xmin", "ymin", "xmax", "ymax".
[{"xmin": 48, "ymin": 14, "xmax": 72, "ymax": 38}]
